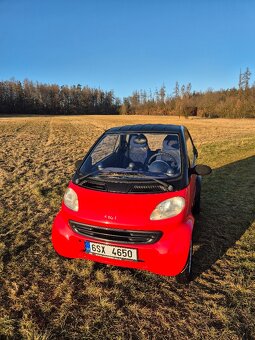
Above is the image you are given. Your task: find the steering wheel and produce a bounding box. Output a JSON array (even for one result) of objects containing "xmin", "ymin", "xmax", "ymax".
[{"xmin": 147, "ymin": 151, "xmax": 178, "ymax": 167}]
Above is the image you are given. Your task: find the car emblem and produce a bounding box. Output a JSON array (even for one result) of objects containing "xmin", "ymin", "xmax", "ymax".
[{"xmin": 104, "ymin": 215, "xmax": 117, "ymax": 221}]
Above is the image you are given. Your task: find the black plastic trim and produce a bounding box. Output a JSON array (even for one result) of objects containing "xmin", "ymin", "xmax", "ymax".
[{"xmin": 70, "ymin": 220, "xmax": 163, "ymax": 245}]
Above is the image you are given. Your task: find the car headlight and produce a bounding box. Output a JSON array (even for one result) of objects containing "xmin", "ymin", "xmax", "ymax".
[
  {"xmin": 63, "ymin": 188, "xmax": 79, "ymax": 211},
  {"xmin": 150, "ymin": 197, "xmax": 185, "ymax": 220}
]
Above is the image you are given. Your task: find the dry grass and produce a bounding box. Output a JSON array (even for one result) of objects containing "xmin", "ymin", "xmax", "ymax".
[{"xmin": 0, "ymin": 115, "xmax": 254, "ymax": 339}]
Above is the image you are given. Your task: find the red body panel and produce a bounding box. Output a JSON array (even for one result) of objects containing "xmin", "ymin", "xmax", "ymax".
[{"xmin": 52, "ymin": 181, "xmax": 195, "ymax": 276}]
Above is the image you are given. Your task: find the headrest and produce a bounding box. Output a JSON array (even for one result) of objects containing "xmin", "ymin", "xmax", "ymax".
[
  {"xmin": 129, "ymin": 134, "xmax": 148, "ymax": 148},
  {"xmin": 162, "ymin": 135, "xmax": 179, "ymax": 150}
]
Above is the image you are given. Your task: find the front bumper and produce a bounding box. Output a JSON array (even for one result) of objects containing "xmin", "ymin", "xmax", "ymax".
[{"xmin": 52, "ymin": 212, "xmax": 194, "ymax": 276}]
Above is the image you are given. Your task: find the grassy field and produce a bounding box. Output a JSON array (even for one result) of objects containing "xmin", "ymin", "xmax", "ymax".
[{"xmin": 0, "ymin": 115, "xmax": 254, "ymax": 339}]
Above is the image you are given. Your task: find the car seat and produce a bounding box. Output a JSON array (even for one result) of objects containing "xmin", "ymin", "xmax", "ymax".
[{"xmin": 126, "ymin": 134, "xmax": 149, "ymax": 168}]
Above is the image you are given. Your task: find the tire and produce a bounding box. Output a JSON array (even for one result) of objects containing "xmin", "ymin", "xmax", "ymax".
[
  {"xmin": 192, "ymin": 176, "xmax": 201, "ymax": 215},
  {"xmin": 175, "ymin": 240, "xmax": 193, "ymax": 284}
]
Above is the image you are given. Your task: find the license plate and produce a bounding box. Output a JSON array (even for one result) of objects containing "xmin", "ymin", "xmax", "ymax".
[{"xmin": 85, "ymin": 241, "xmax": 138, "ymax": 261}]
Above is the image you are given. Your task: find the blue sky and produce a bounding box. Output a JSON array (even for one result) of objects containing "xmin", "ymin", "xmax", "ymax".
[{"xmin": 0, "ymin": 0, "xmax": 254, "ymax": 98}]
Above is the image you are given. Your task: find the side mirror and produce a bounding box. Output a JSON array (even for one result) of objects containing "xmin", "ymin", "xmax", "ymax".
[
  {"xmin": 75, "ymin": 160, "xmax": 83, "ymax": 169},
  {"xmin": 190, "ymin": 164, "xmax": 212, "ymax": 176}
]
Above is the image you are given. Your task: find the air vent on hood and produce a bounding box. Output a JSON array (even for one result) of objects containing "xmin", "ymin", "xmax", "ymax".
[{"xmin": 129, "ymin": 184, "xmax": 167, "ymax": 193}]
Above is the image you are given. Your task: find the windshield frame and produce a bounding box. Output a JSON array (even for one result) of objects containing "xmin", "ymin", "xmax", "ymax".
[{"xmin": 76, "ymin": 131, "xmax": 184, "ymax": 182}]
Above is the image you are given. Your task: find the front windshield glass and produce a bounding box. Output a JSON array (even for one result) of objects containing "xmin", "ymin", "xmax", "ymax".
[{"xmin": 79, "ymin": 132, "xmax": 182, "ymax": 180}]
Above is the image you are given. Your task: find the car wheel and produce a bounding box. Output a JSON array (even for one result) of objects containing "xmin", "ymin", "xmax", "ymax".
[
  {"xmin": 192, "ymin": 176, "xmax": 201, "ymax": 215},
  {"xmin": 175, "ymin": 240, "xmax": 193, "ymax": 284}
]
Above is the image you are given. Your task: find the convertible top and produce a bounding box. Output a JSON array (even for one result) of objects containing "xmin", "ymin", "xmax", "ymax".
[{"xmin": 105, "ymin": 124, "xmax": 185, "ymax": 134}]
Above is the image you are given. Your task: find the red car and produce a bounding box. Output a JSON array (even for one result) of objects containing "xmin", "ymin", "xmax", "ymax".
[{"xmin": 52, "ymin": 124, "xmax": 211, "ymax": 283}]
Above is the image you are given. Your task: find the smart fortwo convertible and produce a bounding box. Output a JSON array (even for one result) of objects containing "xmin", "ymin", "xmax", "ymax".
[{"xmin": 52, "ymin": 124, "xmax": 211, "ymax": 283}]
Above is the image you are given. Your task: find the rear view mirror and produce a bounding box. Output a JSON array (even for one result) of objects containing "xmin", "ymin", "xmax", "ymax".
[
  {"xmin": 75, "ymin": 160, "xmax": 83, "ymax": 169},
  {"xmin": 191, "ymin": 164, "xmax": 212, "ymax": 176}
]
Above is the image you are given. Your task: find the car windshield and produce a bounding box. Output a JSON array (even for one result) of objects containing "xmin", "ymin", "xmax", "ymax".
[{"xmin": 79, "ymin": 133, "xmax": 182, "ymax": 180}]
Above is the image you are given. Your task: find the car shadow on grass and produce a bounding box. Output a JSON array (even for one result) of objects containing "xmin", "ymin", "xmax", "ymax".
[{"xmin": 192, "ymin": 155, "xmax": 255, "ymax": 279}]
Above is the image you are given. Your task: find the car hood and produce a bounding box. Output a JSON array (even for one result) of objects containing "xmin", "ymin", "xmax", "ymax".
[{"xmin": 61, "ymin": 181, "xmax": 188, "ymax": 230}]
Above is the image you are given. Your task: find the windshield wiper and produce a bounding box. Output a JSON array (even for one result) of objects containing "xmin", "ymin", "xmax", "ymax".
[
  {"xmin": 76, "ymin": 169, "xmax": 174, "ymax": 192},
  {"xmin": 75, "ymin": 169, "xmax": 131, "ymax": 185},
  {"xmin": 133, "ymin": 172, "xmax": 174, "ymax": 192},
  {"xmin": 75, "ymin": 169, "xmax": 104, "ymax": 185}
]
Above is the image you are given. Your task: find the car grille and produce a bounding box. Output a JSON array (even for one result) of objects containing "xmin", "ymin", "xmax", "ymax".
[{"xmin": 70, "ymin": 221, "xmax": 162, "ymax": 244}]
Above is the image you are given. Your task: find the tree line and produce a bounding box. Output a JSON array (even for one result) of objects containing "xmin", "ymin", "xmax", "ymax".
[
  {"xmin": 121, "ymin": 68, "xmax": 255, "ymax": 118},
  {"xmin": 0, "ymin": 68, "xmax": 254, "ymax": 117},
  {"xmin": 0, "ymin": 80, "xmax": 120, "ymax": 115}
]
